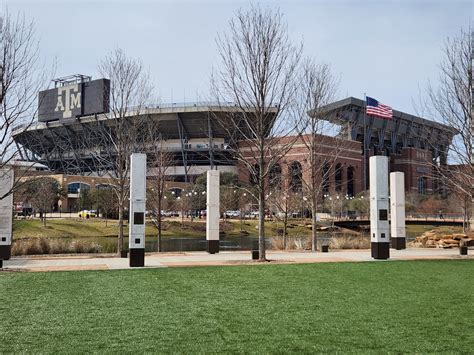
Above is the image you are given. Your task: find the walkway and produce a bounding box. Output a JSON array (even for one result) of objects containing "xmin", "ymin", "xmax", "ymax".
[{"xmin": 2, "ymin": 248, "xmax": 472, "ymax": 272}]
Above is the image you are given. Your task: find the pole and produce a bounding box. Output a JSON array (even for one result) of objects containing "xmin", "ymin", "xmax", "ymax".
[{"xmin": 363, "ymin": 93, "xmax": 367, "ymax": 190}]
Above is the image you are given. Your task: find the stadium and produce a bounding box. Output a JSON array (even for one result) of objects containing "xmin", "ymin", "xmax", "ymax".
[{"xmin": 11, "ymin": 75, "xmax": 458, "ymax": 211}]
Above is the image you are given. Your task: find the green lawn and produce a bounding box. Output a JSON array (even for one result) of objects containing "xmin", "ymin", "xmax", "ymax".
[
  {"xmin": 12, "ymin": 218, "xmax": 319, "ymax": 240},
  {"xmin": 1, "ymin": 260, "xmax": 472, "ymax": 353}
]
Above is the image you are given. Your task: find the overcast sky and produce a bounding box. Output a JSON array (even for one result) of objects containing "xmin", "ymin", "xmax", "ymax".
[{"xmin": 4, "ymin": 0, "xmax": 473, "ymax": 116}]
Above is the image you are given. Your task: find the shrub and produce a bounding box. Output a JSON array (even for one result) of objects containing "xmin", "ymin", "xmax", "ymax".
[
  {"xmin": 38, "ymin": 238, "xmax": 51, "ymax": 254},
  {"xmin": 329, "ymin": 235, "xmax": 370, "ymax": 249},
  {"xmin": 270, "ymin": 237, "xmax": 285, "ymax": 250},
  {"xmin": 50, "ymin": 239, "xmax": 70, "ymax": 254},
  {"xmin": 11, "ymin": 238, "xmax": 103, "ymax": 256}
]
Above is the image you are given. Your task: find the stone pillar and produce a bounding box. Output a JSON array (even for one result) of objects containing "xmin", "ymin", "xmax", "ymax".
[
  {"xmin": 206, "ymin": 170, "xmax": 220, "ymax": 254},
  {"xmin": 129, "ymin": 153, "xmax": 146, "ymax": 267},
  {"xmin": 369, "ymin": 156, "xmax": 390, "ymax": 259},
  {"xmin": 390, "ymin": 172, "xmax": 406, "ymax": 249},
  {"xmin": 0, "ymin": 168, "xmax": 13, "ymax": 266}
]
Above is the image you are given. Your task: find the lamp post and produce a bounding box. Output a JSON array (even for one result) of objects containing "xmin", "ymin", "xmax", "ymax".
[
  {"xmin": 302, "ymin": 196, "xmax": 308, "ymax": 220},
  {"xmin": 240, "ymin": 192, "xmax": 247, "ymax": 231}
]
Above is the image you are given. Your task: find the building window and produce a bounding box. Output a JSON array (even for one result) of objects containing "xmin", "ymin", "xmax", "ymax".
[
  {"xmin": 289, "ymin": 161, "xmax": 302, "ymax": 192},
  {"xmin": 67, "ymin": 182, "xmax": 90, "ymax": 194},
  {"xmin": 417, "ymin": 176, "xmax": 427, "ymax": 195},
  {"xmin": 269, "ymin": 164, "xmax": 282, "ymax": 190},
  {"xmin": 347, "ymin": 166, "xmax": 354, "ymax": 197},
  {"xmin": 250, "ymin": 164, "xmax": 259, "ymax": 185},
  {"xmin": 322, "ymin": 163, "xmax": 330, "ymax": 194}
]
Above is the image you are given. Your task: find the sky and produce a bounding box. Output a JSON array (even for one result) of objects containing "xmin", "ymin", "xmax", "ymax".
[{"xmin": 3, "ymin": 0, "xmax": 473, "ymax": 116}]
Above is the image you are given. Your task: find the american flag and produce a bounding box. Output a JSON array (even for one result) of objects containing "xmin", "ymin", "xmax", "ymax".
[{"xmin": 366, "ymin": 96, "xmax": 393, "ymax": 119}]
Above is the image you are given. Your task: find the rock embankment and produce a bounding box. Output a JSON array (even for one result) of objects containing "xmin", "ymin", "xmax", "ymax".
[{"xmin": 409, "ymin": 230, "xmax": 474, "ymax": 248}]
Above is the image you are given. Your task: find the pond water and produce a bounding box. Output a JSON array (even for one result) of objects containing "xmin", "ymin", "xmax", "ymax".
[
  {"xmin": 47, "ymin": 229, "xmax": 417, "ymax": 254},
  {"xmin": 76, "ymin": 235, "xmax": 264, "ymax": 253}
]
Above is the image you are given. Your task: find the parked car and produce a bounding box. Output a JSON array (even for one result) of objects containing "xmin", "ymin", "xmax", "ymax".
[
  {"xmin": 250, "ymin": 211, "xmax": 259, "ymax": 219},
  {"xmin": 78, "ymin": 210, "xmax": 96, "ymax": 218},
  {"xmin": 224, "ymin": 210, "xmax": 241, "ymax": 218}
]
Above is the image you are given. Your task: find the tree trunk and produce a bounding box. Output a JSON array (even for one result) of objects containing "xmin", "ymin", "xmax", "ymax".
[
  {"xmin": 240, "ymin": 208, "xmax": 243, "ymax": 232},
  {"xmin": 311, "ymin": 203, "xmax": 317, "ymax": 252},
  {"xmin": 157, "ymin": 214, "xmax": 162, "ymax": 252},
  {"xmin": 118, "ymin": 204, "xmax": 124, "ymax": 256},
  {"xmin": 105, "ymin": 212, "xmax": 108, "ymax": 228},
  {"xmin": 283, "ymin": 212, "xmax": 288, "ymax": 250},
  {"xmin": 470, "ymin": 194, "xmax": 474, "ymax": 232},
  {"xmin": 258, "ymin": 187, "xmax": 266, "ymax": 261}
]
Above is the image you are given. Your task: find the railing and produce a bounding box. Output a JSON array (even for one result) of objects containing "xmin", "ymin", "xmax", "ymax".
[
  {"xmin": 332, "ymin": 214, "xmax": 464, "ymax": 223},
  {"xmin": 141, "ymin": 101, "xmax": 236, "ymax": 109}
]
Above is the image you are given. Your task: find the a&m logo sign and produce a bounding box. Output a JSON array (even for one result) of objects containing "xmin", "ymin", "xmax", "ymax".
[{"xmin": 54, "ymin": 84, "xmax": 82, "ymax": 119}]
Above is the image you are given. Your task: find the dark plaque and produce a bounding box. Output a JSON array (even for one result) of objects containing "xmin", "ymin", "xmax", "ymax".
[{"xmin": 134, "ymin": 212, "xmax": 144, "ymax": 225}]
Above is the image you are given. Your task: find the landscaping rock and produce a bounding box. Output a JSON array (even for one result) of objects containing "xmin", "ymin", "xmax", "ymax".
[{"xmin": 410, "ymin": 229, "xmax": 474, "ymax": 249}]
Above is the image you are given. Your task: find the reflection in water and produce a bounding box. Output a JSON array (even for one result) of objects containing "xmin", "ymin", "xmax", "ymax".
[{"xmin": 76, "ymin": 235, "xmax": 266, "ymax": 253}]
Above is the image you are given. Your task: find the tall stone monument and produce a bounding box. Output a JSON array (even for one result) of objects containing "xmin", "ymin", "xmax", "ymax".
[
  {"xmin": 129, "ymin": 153, "xmax": 146, "ymax": 267},
  {"xmin": 206, "ymin": 170, "xmax": 220, "ymax": 254},
  {"xmin": 0, "ymin": 168, "xmax": 13, "ymax": 268},
  {"xmin": 369, "ymin": 156, "xmax": 390, "ymax": 259},
  {"xmin": 390, "ymin": 172, "xmax": 406, "ymax": 249}
]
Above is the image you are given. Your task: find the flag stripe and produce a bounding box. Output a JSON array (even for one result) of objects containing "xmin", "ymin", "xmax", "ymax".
[{"xmin": 366, "ymin": 96, "xmax": 393, "ymax": 119}]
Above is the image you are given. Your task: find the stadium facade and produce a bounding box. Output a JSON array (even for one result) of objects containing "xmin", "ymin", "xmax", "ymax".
[{"xmin": 11, "ymin": 76, "xmax": 458, "ymax": 212}]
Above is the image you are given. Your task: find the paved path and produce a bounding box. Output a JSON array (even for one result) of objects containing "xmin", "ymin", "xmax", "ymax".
[{"xmin": 1, "ymin": 248, "xmax": 472, "ymax": 272}]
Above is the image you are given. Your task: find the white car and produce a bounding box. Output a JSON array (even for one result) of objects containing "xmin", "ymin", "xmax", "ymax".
[{"xmin": 224, "ymin": 210, "xmax": 241, "ymax": 218}]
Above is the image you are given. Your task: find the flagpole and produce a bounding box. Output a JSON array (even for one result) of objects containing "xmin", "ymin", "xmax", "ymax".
[{"xmin": 363, "ymin": 93, "xmax": 367, "ymax": 191}]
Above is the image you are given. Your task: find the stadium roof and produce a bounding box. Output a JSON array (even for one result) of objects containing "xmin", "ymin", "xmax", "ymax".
[{"xmin": 316, "ymin": 97, "xmax": 457, "ymax": 155}]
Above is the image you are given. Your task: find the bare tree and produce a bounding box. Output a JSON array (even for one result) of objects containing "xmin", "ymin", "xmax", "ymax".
[
  {"xmin": 426, "ymin": 29, "xmax": 473, "ymax": 231},
  {"xmin": 267, "ymin": 183, "xmax": 300, "ymax": 249},
  {"xmin": 211, "ymin": 6, "xmax": 304, "ymax": 261},
  {"xmin": 96, "ymin": 48, "xmax": 153, "ymax": 255},
  {"xmin": 0, "ymin": 11, "xmax": 50, "ymax": 199},
  {"xmin": 94, "ymin": 187, "xmax": 118, "ymax": 227},
  {"xmin": 17, "ymin": 177, "xmax": 64, "ymax": 226},
  {"xmin": 145, "ymin": 124, "xmax": 174, "ymax": 252},
  {"xmin": 297, "ymin": 60, "xmax": 342, "ymax": 251}
]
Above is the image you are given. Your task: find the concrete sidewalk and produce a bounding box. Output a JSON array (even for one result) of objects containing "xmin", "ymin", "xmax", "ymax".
[{"xmin": 1, "ymin": 248, "xmax": 472, "ymax": 272}]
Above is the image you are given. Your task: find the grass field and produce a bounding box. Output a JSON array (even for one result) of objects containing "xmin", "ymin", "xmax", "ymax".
[
  {"xmin": 13, "ymin": 217, "xmax": 436, "ymax": 240},
  {"xmin": 1, "ymin": 260, "xmax": 472, "ymax": 353},
  {"xmin": 12, "ymin": 218, "xmax": 318, "ymax": 239}
]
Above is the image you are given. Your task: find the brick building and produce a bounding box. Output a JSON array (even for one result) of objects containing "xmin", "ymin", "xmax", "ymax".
[
  {"xmin": 391, "ymin": 147, "xmax": 433, "ymax": 194},
  {"xmin": 238, "ymin": 134, "xmax": 364, "ymax": 198}
]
